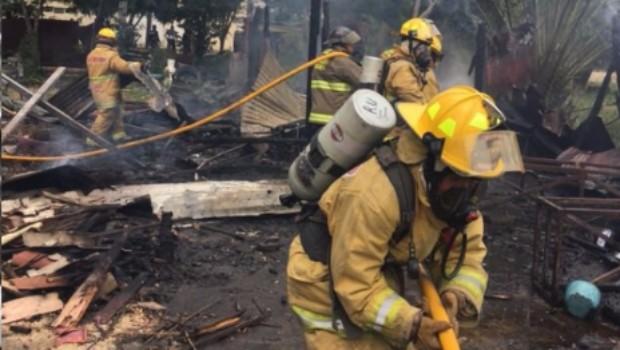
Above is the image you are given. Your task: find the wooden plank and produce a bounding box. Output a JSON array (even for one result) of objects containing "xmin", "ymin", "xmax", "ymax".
[
  {"xmin": 592, "ymin": 266, "xmax": 620, "ymax": 284},
  {"xmin": 11, "ymin": 250, "xmax": 53, "ymax": 269},
  {"xmin": 27, "ymin": 254, "xmax": 71, "ymax": 277},
  {"xmin": 2, "ymin": 67, "xmax": 66, "ymax": 141},
  {"xmin": 23, "ymin": 231, "xmax": 97, "ymax": 249},
  {"xmin": 53, "ymin": 231, "xmax": 128, "ymax": 329},
  {"xmin": 2, "ymin": 222, "xmax": 42, "ymax": 246},
  {"xmin": 2, "ymin": 293, "xmax": 64, "ymax": 324},
  {"xmin": 8, "ymin": 275, "xmax": 72, "ymax": 290},
  {"xmin": 3, "ymin": 180, "xmax": 298, "ymax": 220},
  {"xmin": 2, "ymin": 279, "xmax": 25, "ymax": 296}
]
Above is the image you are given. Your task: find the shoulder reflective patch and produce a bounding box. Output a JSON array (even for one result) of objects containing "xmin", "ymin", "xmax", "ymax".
[
  {"xmin": 427, "ymin": 102, "xmax": 440, "ymax": 120},
  {"xmin": 469, "ymin": 112, "xmax": 489, "ymax": 130},
  {"xmin": 438, "ymin": 118, "xmax": 456, "ymax": 138}
]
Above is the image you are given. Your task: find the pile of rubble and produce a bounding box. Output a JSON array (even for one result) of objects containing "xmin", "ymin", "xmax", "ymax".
[{"xmin": 1, "ymin": 164, "xmax": 298, "ymax": 348}]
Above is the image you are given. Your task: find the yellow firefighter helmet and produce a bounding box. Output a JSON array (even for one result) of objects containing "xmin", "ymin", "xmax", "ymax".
[
  {"xmin": 400, "ymin": 18, "xmax": 434, "ymax": 44},
  {"xmin": 97, "ymin": 27, "xmax": 117, "ymax": 40},
  {"xmin": 396, "ymin": 86, "xmax": 524, "ymax": 178}
]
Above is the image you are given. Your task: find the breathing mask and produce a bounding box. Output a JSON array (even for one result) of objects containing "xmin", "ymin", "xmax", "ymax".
[
  {"xmin": 423, "ymin": 134, "xmax": 485, "ymax": 228},
  {"xmin": 406, "ymin": 30, "xmax": 432, "ymax": 72}
]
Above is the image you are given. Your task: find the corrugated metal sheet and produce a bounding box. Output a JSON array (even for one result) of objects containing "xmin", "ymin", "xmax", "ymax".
[{"xmin": 240, "ymin": 49, "xmax": 305, "ymax": 137}]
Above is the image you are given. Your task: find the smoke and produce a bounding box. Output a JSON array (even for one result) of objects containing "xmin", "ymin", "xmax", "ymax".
[
  {"xmin": 603, "ymin": 0, "xmax": 620, "ymax": 24},
  {"xmin": 435, "ymin": 47, "xmax": 474, "ymax": 89},
  {"xmin": 433, "ymin": 5, "xmax": 476, "ymax": 89}
]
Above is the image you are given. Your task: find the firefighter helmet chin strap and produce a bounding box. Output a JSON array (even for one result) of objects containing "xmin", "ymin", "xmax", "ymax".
[{"xmin": 407, "ymin": 30, "xmax": 432, "ymax": 72}]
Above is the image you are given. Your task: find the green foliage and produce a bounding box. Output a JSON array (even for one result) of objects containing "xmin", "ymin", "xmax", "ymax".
[
  {"xmin": 533, "ymin": 0, "xmax": 610, "ymax": 109},
  {"xmin": 177, "ymin": 0, "xmax": 242, "ymax": 57},
  {"xmin": 474, "ymin": 0, "xmax": 611, "ymax": 112}
]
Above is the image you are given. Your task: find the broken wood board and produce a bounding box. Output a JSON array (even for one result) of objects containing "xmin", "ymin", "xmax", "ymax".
[
  {"xmin": 2, "ymin": 180, "xmax": 299, "ymax": 220},
  {"xmin": 53, "ymin": 232, "xmax": 128, "ymax": 329},
  {"xmin": 2, "ymin": 279, "xmax": 25, "ymax": 296},
  {"xmin": 2, "ymin": 222, "xmax": 42, "ymax": 246},
  {"xmin": 8, "ymin": 274, "xmax": 72, "ymax": 290},
  {"xmin": 27, "ymin": 254, "xmax": 71, "ymax": 277},
  {"xmin": 2, "ymin": 292, "xmax": 63, "ymax": 324},
  {"xmin": 11, "ymin": 250, "xmax": 52, "ymax": 269},
  {"xmin": 2, "ymin": 197, "xmax": 57, "ymax": 220},
  {"xmin": 23, "ymin": 231, "xmax": 97, "ymax": 249}
]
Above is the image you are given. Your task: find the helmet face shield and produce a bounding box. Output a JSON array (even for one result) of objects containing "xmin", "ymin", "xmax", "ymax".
[
  {"xmin": 460, "ymin": 130, "xmax": 524, "ymax": 177},
  {"xmin": 483, "ymin": 98, "xmax": 506, "ymax": 130}
]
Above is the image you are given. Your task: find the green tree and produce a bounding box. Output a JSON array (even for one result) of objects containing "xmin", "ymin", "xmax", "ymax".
[
  {"xmin": 176, "ymin": 0, "xmax": 242, "ymax": 58},
  {"xmin": 3, "ymin": 0, "xmax": 53, "ymax": 80}
]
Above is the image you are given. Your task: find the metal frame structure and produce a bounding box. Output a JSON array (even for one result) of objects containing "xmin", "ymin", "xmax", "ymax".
[{"xmin": 506, "ymin": 157, "xmax": 620, "ymax": 304}]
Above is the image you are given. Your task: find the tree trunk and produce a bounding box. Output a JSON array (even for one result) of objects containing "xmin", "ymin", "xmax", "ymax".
[
  {"xmin": 20, "ymin": 1, "xmax": 33, "ymax": 33},
  {"xmin": 146, "ymin": 12, "xmax": 153, "ymax": 47},
  {"xmin": 34, "ymin": 0, "xmax": 46, "ymax": 33}
]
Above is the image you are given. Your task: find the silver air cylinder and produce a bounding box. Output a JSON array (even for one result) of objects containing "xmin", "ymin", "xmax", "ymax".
[
  {"xmin": 359, "ymin": 56, "xmax": 384, "ymax": 86},
  {"xmin": 289, "ymin": 89, "xmax": 396, "ymax": 201}
]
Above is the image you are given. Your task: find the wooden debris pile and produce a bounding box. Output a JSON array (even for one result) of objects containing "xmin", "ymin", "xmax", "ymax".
[
  {"xmin": 1, "ymin": 177, "xmax": 292, "ymax": 346},
  {"xmin": 1, "ymin": 194, "xmax": 165, "ymax": 346}
]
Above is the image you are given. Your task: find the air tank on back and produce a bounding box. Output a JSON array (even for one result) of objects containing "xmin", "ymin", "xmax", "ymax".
[
  {"xmin": 288, "ymin": 89, "xmax": 396, "ymax": 201},
  {"xmin": 359, "ymin": 55, "xmax": 384, "ymax": 89}
]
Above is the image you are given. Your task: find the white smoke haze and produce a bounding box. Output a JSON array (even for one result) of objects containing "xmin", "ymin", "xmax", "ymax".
[{"xmin": 435, "ymin": 43, "xmax": 475, "ymax": 88}]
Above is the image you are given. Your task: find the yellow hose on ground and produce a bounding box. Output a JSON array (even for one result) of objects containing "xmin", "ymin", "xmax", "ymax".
[
  {"xmin": 2, "ymin": 51, "xmax": 348, "ymax": 162},
  {"xmin": 419, "ymin": 272, "xmax": 461, "ymax": 350}
]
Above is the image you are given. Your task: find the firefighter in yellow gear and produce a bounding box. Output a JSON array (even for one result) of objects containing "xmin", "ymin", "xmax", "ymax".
[
  {"xmin": 308, "ymin": 26, "xmax": 363, "ymax": 131},
  {"xmin": 287, "ymin": 87, "xmax": 524, "ymax": 349},
  {"xmin": 380, "ymin": 18, "xmax": 442, "ymax": 104},
  {"xmin": 86, "ymin": 27, "xmax": 142, "ymax": 145}
]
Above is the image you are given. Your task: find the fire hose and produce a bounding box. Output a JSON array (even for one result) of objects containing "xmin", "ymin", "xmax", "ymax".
[
  {"xmin": 419, "ymin": 267, "xmax": 461, "ymax": 350},
  {"xmin": 1, "ymin": 51, "xmax": 348, "ymax": 162}
]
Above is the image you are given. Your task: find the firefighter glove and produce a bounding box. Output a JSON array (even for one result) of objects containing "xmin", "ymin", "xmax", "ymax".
[
  {"xmin": 410, "ymin": 310, "xmax": 452, "ymax": 350},
  {"xmin": 441, "ymin": 290, "xmax": 463, "ymax": 337}
]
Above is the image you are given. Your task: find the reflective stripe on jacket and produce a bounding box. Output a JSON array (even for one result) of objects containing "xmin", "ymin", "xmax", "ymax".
[
  {"xmin": 309, "ymin": 49, "xmax": 362, "ymax": 125},
  {"xmin": 86, "ymin": 44, "xmax": 138, "ymax": 110},
  {"xmin": 287, "ymin": 131, "xmax": 488, "ymax": 348}
]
